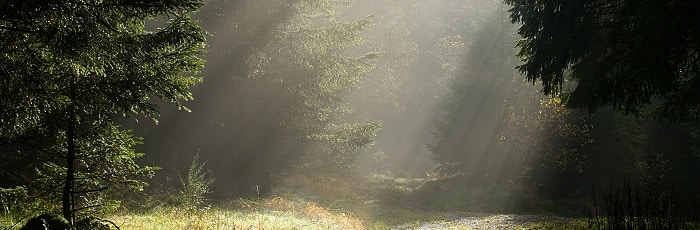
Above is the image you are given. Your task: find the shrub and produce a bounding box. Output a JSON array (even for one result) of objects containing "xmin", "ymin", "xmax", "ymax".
[{"xmin": 178, "ymin": 153, "xmax": 215, "ymax": 211}]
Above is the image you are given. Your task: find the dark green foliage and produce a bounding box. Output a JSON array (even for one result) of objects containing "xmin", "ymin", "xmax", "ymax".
[
  {"xmin": 0, "ymin": 0, "xmax": 205, "ymax": 223},
  {"xmin": 505, "ymin": 0, "xmax": 700, "ymax": 122},
  {"xmin": 28, "ymin": 124, "xmax": 158, "ymax": 213},
  {"xmin": 20, "ymin": 214, "xmax": 70, "ymax": 230},
  {"xmin": 0, "ymin": 0, "xmax": 205, "ymax": 132}
]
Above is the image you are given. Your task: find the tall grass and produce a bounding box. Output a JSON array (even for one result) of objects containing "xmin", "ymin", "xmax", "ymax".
[{"xmin": 108, "ymin": 197, "xmax": 364, "ymax": 230}]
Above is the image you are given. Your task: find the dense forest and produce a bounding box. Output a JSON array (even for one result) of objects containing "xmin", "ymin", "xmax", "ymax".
[{"xmin": 1, "ymin": 0, "xmax": 699, "ymax": 229}]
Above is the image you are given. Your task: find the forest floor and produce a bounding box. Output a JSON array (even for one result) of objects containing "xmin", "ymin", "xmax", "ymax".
[
  {"xmin": 4, "ymin": 174, "xmax": 698, "ymax": 229},
  {"xmin": 98, "ymin": 174, "xmax": 594, "ymax": 229},
  {"xmin": 2, "ymin": 174, "xmax": 593, "ymax": 229},
  {"xmin": 105, "ymin": 202, "xmax": 589, "ymax": 230},
  {"xmin": 224, "ymin": 173, "xmax": 593, "ymax": 229}
]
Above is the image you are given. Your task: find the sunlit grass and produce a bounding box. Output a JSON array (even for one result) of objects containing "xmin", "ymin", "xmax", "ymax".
[
  {"xmin": 2, "ymin": 174, "xmax": 619, "ymax": 229},
  {"xmin": 109, "ymin": 198, "xmax": 364, "ymax": 230},
  {"xmin": 111, "ymin": 209, "xmax": 337, "ymax": 230},
  {"xmin": 272, "ymin": 174, "xmax": 446, "ymax": 229}
]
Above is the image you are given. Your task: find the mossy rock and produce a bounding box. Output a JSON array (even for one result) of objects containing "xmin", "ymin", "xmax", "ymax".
[{"xmin": 20, "ymin": 214, "xmax": 70, "ymax": 230}]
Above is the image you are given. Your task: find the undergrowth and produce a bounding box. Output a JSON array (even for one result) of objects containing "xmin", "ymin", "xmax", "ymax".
[
  {"xmin": 11, "ymin": 173, "xmax": 685, "ymax": 229},
  {"xmin": 109, "ymin": 197, "xmax": 363, "ymax": 230}
]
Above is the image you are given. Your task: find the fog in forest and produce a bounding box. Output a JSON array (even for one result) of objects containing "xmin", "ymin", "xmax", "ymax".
[
  {"xmin": 126, "ymin": 0, "xmax": 511, "ymax": 196},
  {"xmin": 126, "ymin": 0, "xmax": 699, "ymax": 215},
  {"xmin": 2, "ymin": 0, "xmax": 699, "ymax": 228}
]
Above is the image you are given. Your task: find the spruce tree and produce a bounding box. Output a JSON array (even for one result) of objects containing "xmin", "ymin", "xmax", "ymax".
[{"xmin": 0, "ymin": 0, "xmax": 205, "ymax": 224}]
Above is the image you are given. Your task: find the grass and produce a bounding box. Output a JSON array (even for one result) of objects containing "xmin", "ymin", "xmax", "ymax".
[
  {"xmin": 11, "ymin": 174, "xmax": 689, "ymax": 229},
  {"xmin": 103, "ymin": 174, "xmax": 446, "ymax": 230},
  {"xmin": 109, "ymin": 197, "xmax": 364, "ymax": 230}
]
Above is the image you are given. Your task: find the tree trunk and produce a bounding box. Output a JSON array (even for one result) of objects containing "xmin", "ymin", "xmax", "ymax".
[
  {"xmin": 62, "ymin": 76, "xmax": 77, "ymax": 225},
  {"xmin": 62, "ymin": 118, "xmax": 75, "ymax": 225}
]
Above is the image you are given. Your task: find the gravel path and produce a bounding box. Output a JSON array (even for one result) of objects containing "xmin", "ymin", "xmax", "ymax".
[{"xmin": 394, "ymin": 212, "xmax": 563, "ymax": 230}]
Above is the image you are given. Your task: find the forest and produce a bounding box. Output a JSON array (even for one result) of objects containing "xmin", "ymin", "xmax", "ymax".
[{"xmin": 1, "ymin": 0, "xmax": 699, "ymax": 229}]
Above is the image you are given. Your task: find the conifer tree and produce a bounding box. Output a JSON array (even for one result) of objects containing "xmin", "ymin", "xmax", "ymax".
[
  {"xmin": 0, "ymin": 0, "xmax": 205, "ymax": 224},
  {"xmin": 245, "ymin": 0, "xmax": 381, "ymax": 188}
]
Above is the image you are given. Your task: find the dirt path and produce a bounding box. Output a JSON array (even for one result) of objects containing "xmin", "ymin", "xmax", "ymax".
[{"xmin": 394, "ymin": 212, "xmax": 569, "ymax": 230}]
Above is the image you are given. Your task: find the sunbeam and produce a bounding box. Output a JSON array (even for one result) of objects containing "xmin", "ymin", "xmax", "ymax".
[{"xmin": 2, "ymin": 0, "xmax": 699, "ymax": 229}]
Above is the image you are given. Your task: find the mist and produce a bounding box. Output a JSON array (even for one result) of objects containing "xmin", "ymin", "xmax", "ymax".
[
  {"xmin": 4, "ymin": 0, "xmax": 699, "ymax": 228},
  {"xmin": 129, "ymin": 0, "xmax": 509, "ymax": 194},
  {"xmin": 127, "ymin": 0, "xmax": 700, "ymax": 216}
]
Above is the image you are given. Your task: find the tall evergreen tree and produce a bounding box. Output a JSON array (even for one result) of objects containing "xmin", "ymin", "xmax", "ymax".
[
  {"xmin": 0, "ymin": 0, "xmax": 205, "ymax": 224},
  {"xmin": 505, "ymin": 0, "xmax": 700, "ymax": 122},
  {"xmin": 245, "ymin": 0, "xmax": 381, "ymax": 182}
]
